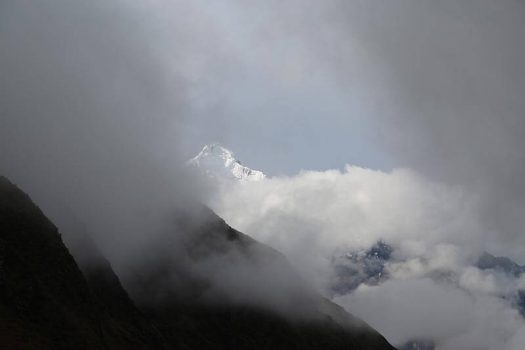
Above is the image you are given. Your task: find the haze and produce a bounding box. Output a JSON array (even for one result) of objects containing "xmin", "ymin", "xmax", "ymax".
[{"xmin": 2, "ymin": 1, "xmax": 525, "ymax": 349}]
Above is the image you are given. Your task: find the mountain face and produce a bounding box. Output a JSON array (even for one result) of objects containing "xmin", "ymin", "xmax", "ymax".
[
  {"xmin": 398, "ymin": 340, "xmax": 435, "ymax": 350},
  {"xmin": 0, "ymin": 176, "xmax": 166, "ymax": 350},
  {"xmin": 476, "ymin": 251, "xmax": 525, "ymax": 277},
  {"xmin": 476, "ymin": 252, "xmax": 525, "ymax": 317},
  {"xmin": 330, "ymin": 241, "xmax": 393, "ymax": 296},
  {"xmin": 0, "ymin": 176, "xmax": 395, "ymax": 349},
  {"xmin": 188, "ymin": 143, "xmax": 266, "ymax": 182},
  {"xmin": 121, "ymin": 204, "xmax": 396, "ymax": 350}
]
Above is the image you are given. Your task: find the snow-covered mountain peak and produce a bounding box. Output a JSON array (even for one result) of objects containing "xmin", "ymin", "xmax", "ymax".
[
  {"xmin": 188, "ymin": 143, "xmax": 266, "ymax": 182},
  {"xmin": 190, "ymin": 143, "xmax": 236, "ymax": 167}
]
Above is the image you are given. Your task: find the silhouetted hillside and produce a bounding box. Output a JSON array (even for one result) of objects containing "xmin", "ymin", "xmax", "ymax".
[
  {"xmin": 0, "ymin": 176, "xmax": 395, "ymax": 349},
  {"xmin": 0, "ymin": 176, "xmax": 165, "ymax": 349},
  {"xmin": 122, "ymin": 205, "xmax": 395, "ymax": 350}
]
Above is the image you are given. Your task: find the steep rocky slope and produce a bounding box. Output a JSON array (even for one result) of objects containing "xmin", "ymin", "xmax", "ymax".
[
  {"xmin": 121, "ymin": 205, "xmax": 395, "ymax": 350},
  {"xmin": 0, "ymin": 176, "xmax": 165, "ymax": 349},
  {"xmin": 0, "ymin": 176, "xmax": 395, "ymax": 349}
]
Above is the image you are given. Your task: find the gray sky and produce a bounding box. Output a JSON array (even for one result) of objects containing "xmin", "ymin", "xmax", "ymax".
[
  {"xmin": 167, "ymin": 0, "xmax": 397, "ymax": 174},
  {"xmin": 170, "ymin": 0, "xmax": 525, "ymax": 261},
  {"xmin": 5, "ymin": 0, "xmax": 522, "ymax": 179},
  {"xmin": 172, "ymin": 0, "xmax": 525, "ymax": 184},
  {"xmin": 2, "ymin": 0, "xmax": 525, "ymax": 249}
]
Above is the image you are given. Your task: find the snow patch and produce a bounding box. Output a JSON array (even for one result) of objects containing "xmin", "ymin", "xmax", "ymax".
[{"xmin": 188, "ymin": 143, "xmax": 266, "ymax": 182}]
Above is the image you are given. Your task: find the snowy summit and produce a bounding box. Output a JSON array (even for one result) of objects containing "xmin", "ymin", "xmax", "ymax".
[{"xmin": 188, "ymin": 143, "xmax": 266, "ymax": 182}]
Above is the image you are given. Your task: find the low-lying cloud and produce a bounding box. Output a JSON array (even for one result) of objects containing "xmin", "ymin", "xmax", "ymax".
[
  {"xmin": 210, "ymin": 166, "xmax": 525, "ymax": 348},
  {"xmin": 0, "ymin": 0, "xmax": 205, "ymax": 266},
  {"xmin": 211, "ymin": 166, "xmax": 483, "ymax": 282}
]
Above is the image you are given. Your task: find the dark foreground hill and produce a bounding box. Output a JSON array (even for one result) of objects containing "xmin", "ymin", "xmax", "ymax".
[
  {"xmin": 0, "ymin": 176, "xmax": 166, "ymax": 350},
  {"xmin": 0, "ymin": 176, "xmax": 395, "ymax": 349}
]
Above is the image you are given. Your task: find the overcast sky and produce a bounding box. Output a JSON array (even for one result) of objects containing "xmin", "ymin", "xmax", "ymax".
[
  {"xmin": 2, "ymin": 0, "xmax": 525, "ymax": 249},
  {"xmin": 169, "ymin": 0, "xmax": 525, "ymax": 263},
  {"xmin": 174, "ymin": 0, "xmax": 394, "ymax": 174},
  {"xmin": 172, "ymin": 0, "xmax": 525, "ymax": 179},
  {"xmin": 4, "ymin": 0, "xmax": 523, "ymax": 177}
]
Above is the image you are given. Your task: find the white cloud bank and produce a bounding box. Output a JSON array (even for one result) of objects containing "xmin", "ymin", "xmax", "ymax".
[{"xmin": 210, "ymin": 165, "xmax": 525, "ymax": 348}]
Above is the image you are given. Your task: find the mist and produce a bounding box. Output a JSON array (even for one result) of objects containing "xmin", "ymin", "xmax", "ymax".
[
  {"xmin": 2, "ymin": 0, "xmax": 525, "ymax": 348},
  {"xmin": 221, "ymin": 0, "xmax": 525, "ymax": 259},
  {"xmin": 209, "ymin": 166, "xmax": 525, "ymax": 348},
  {"xmin": 0, "ymin": 0, "xmax": 343, "ymax": 321},
  {"xmin": 0, "ymin": 0, "xmax": 200, "ymax": 264}
]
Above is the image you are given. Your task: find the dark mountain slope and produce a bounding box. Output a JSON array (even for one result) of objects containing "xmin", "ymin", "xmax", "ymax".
[
  {"xmin": 0, "ymin": 176, "xmax": 164, "ymax": 350},
  {"xmin": 122, "ymin": 206, "xmax": 396, "ymax": 350},
  {"xmin": 67, "ymin": 232, "xmax": 168, "ymax": 349},
  {"xmin": 0, "ymin": 176, "xmax": 395, "ymax": 349},
  {"xmin": 477, "ymin": 251, "xmax": 525, "ymax": 277}
]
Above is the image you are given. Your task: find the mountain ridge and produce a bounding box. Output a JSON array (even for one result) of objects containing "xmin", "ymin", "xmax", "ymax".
[{"xmin": 0, "ymin": 175, "xmax": 395, "ymax": 349}]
